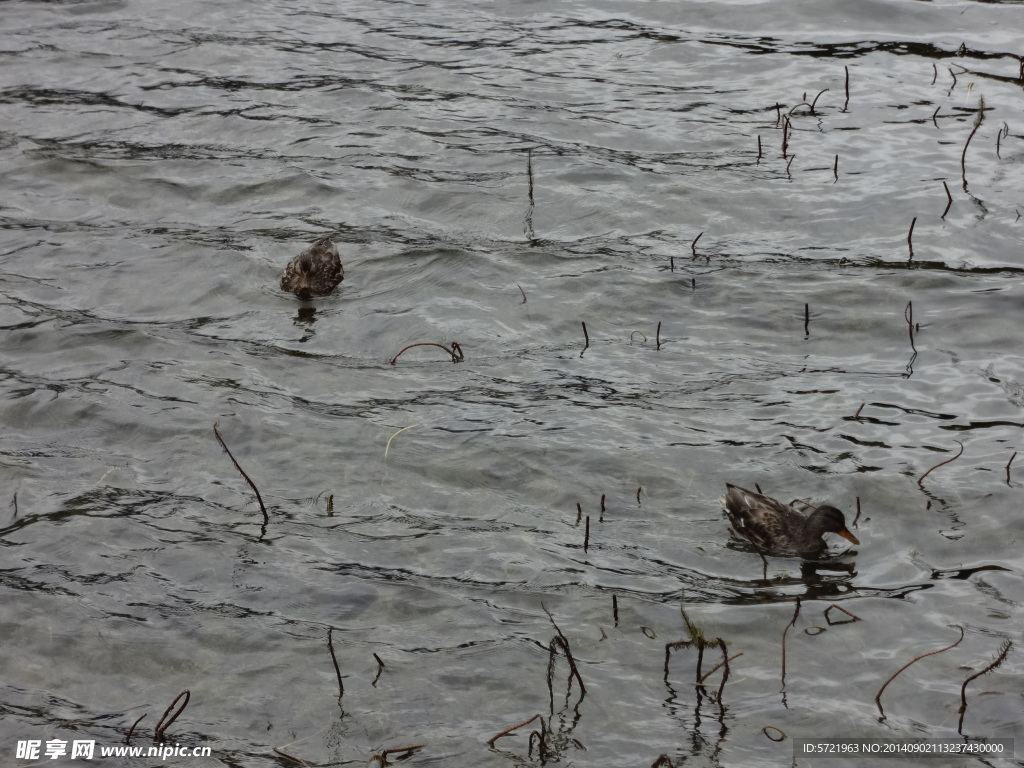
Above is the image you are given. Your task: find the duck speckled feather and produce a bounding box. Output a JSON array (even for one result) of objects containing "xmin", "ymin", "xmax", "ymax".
[
  {"xmin": 280, "ymin": 238, "xmax": 344, "ymax": 300},
  {"xmin": 721, "ymin": 483, "xmax": 859, "ymax": 557}
]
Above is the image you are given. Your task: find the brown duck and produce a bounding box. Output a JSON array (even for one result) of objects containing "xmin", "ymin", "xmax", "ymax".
[
  {"xmin": 280, "ymin": 238, "xmax": 344, "ymax": 300},
  {"xmin": 722, "ymin": 483, "xmax": 860, "ymax": 557}
]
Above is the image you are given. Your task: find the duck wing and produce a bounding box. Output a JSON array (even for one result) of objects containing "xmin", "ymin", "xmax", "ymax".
[{"xmin": 721, "ymin": 483, "xmax": 809, "ymax": 553}]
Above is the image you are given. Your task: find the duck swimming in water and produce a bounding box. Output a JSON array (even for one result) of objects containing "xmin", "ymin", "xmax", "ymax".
[
  {"xmin": 722, "ymin": 483, "xmax": 860, "ymax": 558},
  {"xmin": 280, "ymin": 238, "xmax": 344, "ymax": 300}
]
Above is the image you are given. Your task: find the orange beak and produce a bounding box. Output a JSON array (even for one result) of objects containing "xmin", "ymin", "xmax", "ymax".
[{"xmin": 837, "ymin": 528, "xmax": 860, "ymax": 545}]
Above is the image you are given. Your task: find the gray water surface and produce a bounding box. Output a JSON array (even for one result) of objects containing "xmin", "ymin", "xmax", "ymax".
[{"xmin": 2, "ymin": 0, "xmax": 1023, "ymax": 766}]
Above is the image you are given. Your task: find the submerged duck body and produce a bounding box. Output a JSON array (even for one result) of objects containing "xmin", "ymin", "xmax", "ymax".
[
  {"xmin": 280, "ymin": 238, "xmax": 344, "ymax": 300},
  {"xmin": 721, "ymin": 483, "xmax": 860, "ymax": 557}
]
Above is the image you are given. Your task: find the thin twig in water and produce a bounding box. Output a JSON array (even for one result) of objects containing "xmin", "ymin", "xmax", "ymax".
[
  {"xmin": 272, "ymin": 748, "xmax": 309, "ymax": 766},
  {"xmin": 584, "ymin": 515, "xmax": 590, "ymax": 552},
  {"xmin": 961, "ymin": 95, "xmax": 985, "ymax": 189},
  {"xmin": 527, "ymin": 148, "xmax": 534, "ymax": 205},
  {"xmin": 1006, "ymin": 451, "xmax": 1017, "ymax": 485},
  {"xmin": 907, "ymin": 217, "xmax": 916, "ymax": 259},
  {"xmin": 580, "ymin": 321, "xmax": 589, "ymax": 358},
  {"xmin": 656, "ymin": 322, "xmax": 662, "ymax": 351},
  {"xmin": 691, "ymin": 231, "xmax": 704, "ymax": 259},
  {"xmin": 803, "ymin": 303, "xmax": 809, "ymax": 335},
  {"xmin": 214, "ymin": 423, "xmax": 269, "ymax": 523},
  {"xmin": 390, "ymin": 341, "xmax": 463, "ymax": 364},
  {"xmin": 941, "ymin": 181, "xmax": 953, "ymax": 219},
  {"xmin": 833, "ymin": 154, "xmax": 838, "ymax": 183},
  {"xmin": 517, "ymin": 283, "xmax": 527, "ymax": 303},
  {"xmin": 917, "ymin": 440, "xmax": 964, "ymax": 487},
  {"xmin": 853, "ymin": 403, "xmax": 865, "ymax": 419},
  {"xmin": 875, "ymin": 626, "xmax": 964, "ymax": 718},
  {"xmin": 824, "ymin": 604, "xmax": 862, "ymax": 625},
  {"xmin": 958, "ymin": 640, "xmax": 1012, "ymax": 734},
  {"xmin": 488, "ymin": 714, "xmax": 543, "ymax": 747},
  {"xmin": 996, "ymin": 122, "xmax": 1009, "ymax": 159},
  {"xmin": 757, "ymin": 135, "xmax": 762, "ymax": 162},
  {"xmin": 154, "ymin": 690, "xmax": 190, "ymax": 738},
  {"xmin": 328, "ymin": 628, "xmax": 344, "ymax": 699},
  {"xmin": 124, "ymin": 714, "xmax": 145, "ymax": 744},
  {"xmin": 809, "ymin": 88, "xmax": 828, "ymax": 114},
  {"xmin": 384, "ymin": 425, "xmax": 417, "ymax": 466},
  {"xmin": 781, "ymin": 598, "xmax": 801, "ymax": 684},
  {"xmin": 843, "ymin": 65, "xmax": 850, "ymax": 111}
]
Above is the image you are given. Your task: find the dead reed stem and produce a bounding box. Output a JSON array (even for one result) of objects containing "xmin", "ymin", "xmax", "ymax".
[
  {"xmin": 584, "ymin": 515, "xmax": 590, "ymax": 552},
  {"xmin": 843, "ymin": 65, "xmax": 850, "ymax": 111},
  {"xmin": 580, "ymin": 321, "xmax": 589, "ymax": 358},
  {"xmin": 124, "ymin": 714, "xmax": 145, "ymax": 744},
  {"xmin": 154, "ymin": 689, "xmax": 190, "ymax": 738},
  {"xmin": 781, "ymin": 598, "xmax": 802, "ymax": 684},
  {"xmin": 941, "ymin": 181, "xmax": 953, "ymax": 219},
  {"xmin": 917, "ymin": 440, "xmax": 964, "ymax": 487},
  {"xmin": 214, "ymin": 422, "xmax": 269, "ymax": 524},
  {"xmin": 875, "ymin": 626, "xmax": 964, "ymax": 718},
  {"xmin": 389, "ymin": 341, "xmax": 463, "ymax": 365},
  {"xmin": 488, "ymin": 714, "xmax": 542, "ymax": 747},
  {"xmin": 1006, "ymin": 451, "xmax": 1017, "ymax": 484},
  {"xmin": 907, "ymin": 217, "xmax": 916, "ymax": 259},
  {"xmin": 656, "ymin": 322, "xmax": 662, "ymax": 351},
  {"xmin": 961, "ymin": 96, "xmax": 985, "ymax": 188},
  {"xmin": 272, "ymin": 748, "xmax": 309, "ymax": 766},
  {"xmin": 691, "ymin": 231, "xmax": 704, "ymax": 259},
  {"xmin": 328, "ymin": 628, "xmax": 344, "ymax": 699},
  {"xmin": 958, "ymin": 640, "xmax": 1012, "ymax": 734}
]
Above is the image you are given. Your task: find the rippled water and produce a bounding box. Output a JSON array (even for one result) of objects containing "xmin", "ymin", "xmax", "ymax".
[{"xmin": 3, "ymin": 0, "xmax": 1024, "ymax": 765}]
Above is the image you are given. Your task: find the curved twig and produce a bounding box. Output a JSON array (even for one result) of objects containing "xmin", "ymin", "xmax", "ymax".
[
  {"xmin": 958, "ymin": 640, "xmax": 1012, "ymax": 733},
  {"xmin": 917, "ymin": 440, "xmax": 964, "ymax": 487},
  {"xmin": 214, "ymin": 423, "xmax": 269, "ymax": 523},
  {"xmin": 154, "ymin": 689, "xmax": 190, "ymax": 738},
  {"xmin": 875, "ymin": 626, "xmax": 964, "ymax": 717},
  {"xmin": 488, "ymin": 714, "xmax": 542, "ymax": 746},
  {"xmin": 389, "ymin": 341, "xmax": 462, "ymax": 365}
]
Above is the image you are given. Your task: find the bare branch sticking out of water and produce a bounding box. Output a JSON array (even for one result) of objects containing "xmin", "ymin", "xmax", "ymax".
[
  {"xmin": 154, "ymin": 689, "xmax": 190, "ymax": 739},
  {"xmin": 996, "ymin": 122, "xmax": 1009, "ymax": 159},
  {"xmin": 487, "ymin": 714, "xmax": 543, "ymax": 747},
  {"xmin": 875, "ymin": 626, "xmax": 964, "ymax": 719},
  {"xmin": 958, "ymin": 639, "xmax": 1012, "ymax": 734},
  {"xmin": 373, "ymin": 652, "xmax": 385, "ymax": 686},
  {"xmin": 124, "ymin": 714, "xmax": 145, "ymax": 744},
  {"xmin": 824, "ymin": 604, "xmax": 862, "ymax": 625},
  {"xmin": 781, "ymin": 598, "xmax": 802, "ymax": 687},
  {"xmin": 517, "ymin": 283, "xmax": 527, "ymax": 303},
  {"xmin": 390, "ymin": 341, "xmax": 463, "ymax": 364},
  {"xmin": 636, "ymin": 486, "xmax": 642, "ymax": 505},
  {"xmin": 852, "ymin": 403, "xmax": 865, "ymax": 419},
  {"xmin": 803, "ymin": 303, "xmax": 809, "ymax": 336},
  {"xmin": 612, "ymin": 594, "xmax": 618, "ymax": 626},
  {"xmin": 931, "ymin": 63, "xmax": 938, "ymax": 86},
  {"xmin": 843, "ymin": 65, "xmax": 850, "ymax": 111},
  {"xmin": 691, "ymin": 231, "xmax": 704, "ymax": 259},
  {"xmin": 368, "ymin": 745, "xmax": 426, "ymax": 767},
  {"xmin": 328, "ymin": 628, "xmax": 344, "ymax": 699},
  {"xmin": 580, "ymin": 321, "xmax": 589, "ymax": 358},
  {"xmin": 272, "ymin": 747, "xmax": 309, "ymax": 766},
  {"xmin": 575, "ymin": 502, "xmax": 582, "ymax": 525},
  {"xmin": 833, "ymin": 154, "xmax": 838, "ymax": 183},
  {"xmin": 917, "ymin": 440, "xmax": 964, "ymax": 487},
  {"xmin": 1006, "ymin": 451, "xmax": 1017, "ymax": 485},
  {"xmin": 656, "ymin": 322, "xmax": 662, "ymax": 351},
  {"xmin": 961, "ymin": 95, "xmax": 985, "ymax": 189},
  {"xmin": 907, "ymin": 217, "xmax": 917, "ymax": 259},
  {"xmin": 213, "ymin": 423, "xmax": 269, "ymax": 525},
  {"xmin": 526, "ymin": 148, "xmax": 534, "ymax": 205},
  {"xmin": 584, "ymin": 515, "xmax": 590, "ymax": 552},
  {"xmin": 853, "ymin": 496, "xmax": 862, "ymax": 527},
  {"xmin": 810, "ymin": 88, "xmax": 828, "ymax": 114},
  {"xmin": 757, "ymin": 135, "xmax": 762, "ymax": 163},
  {"xmin": 941, "ymin": 181, "xmax": 953, "ymax": 219},
  {"xmin": 600, "ymin": 493, "xmax": 606, "ymax": 522}
]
